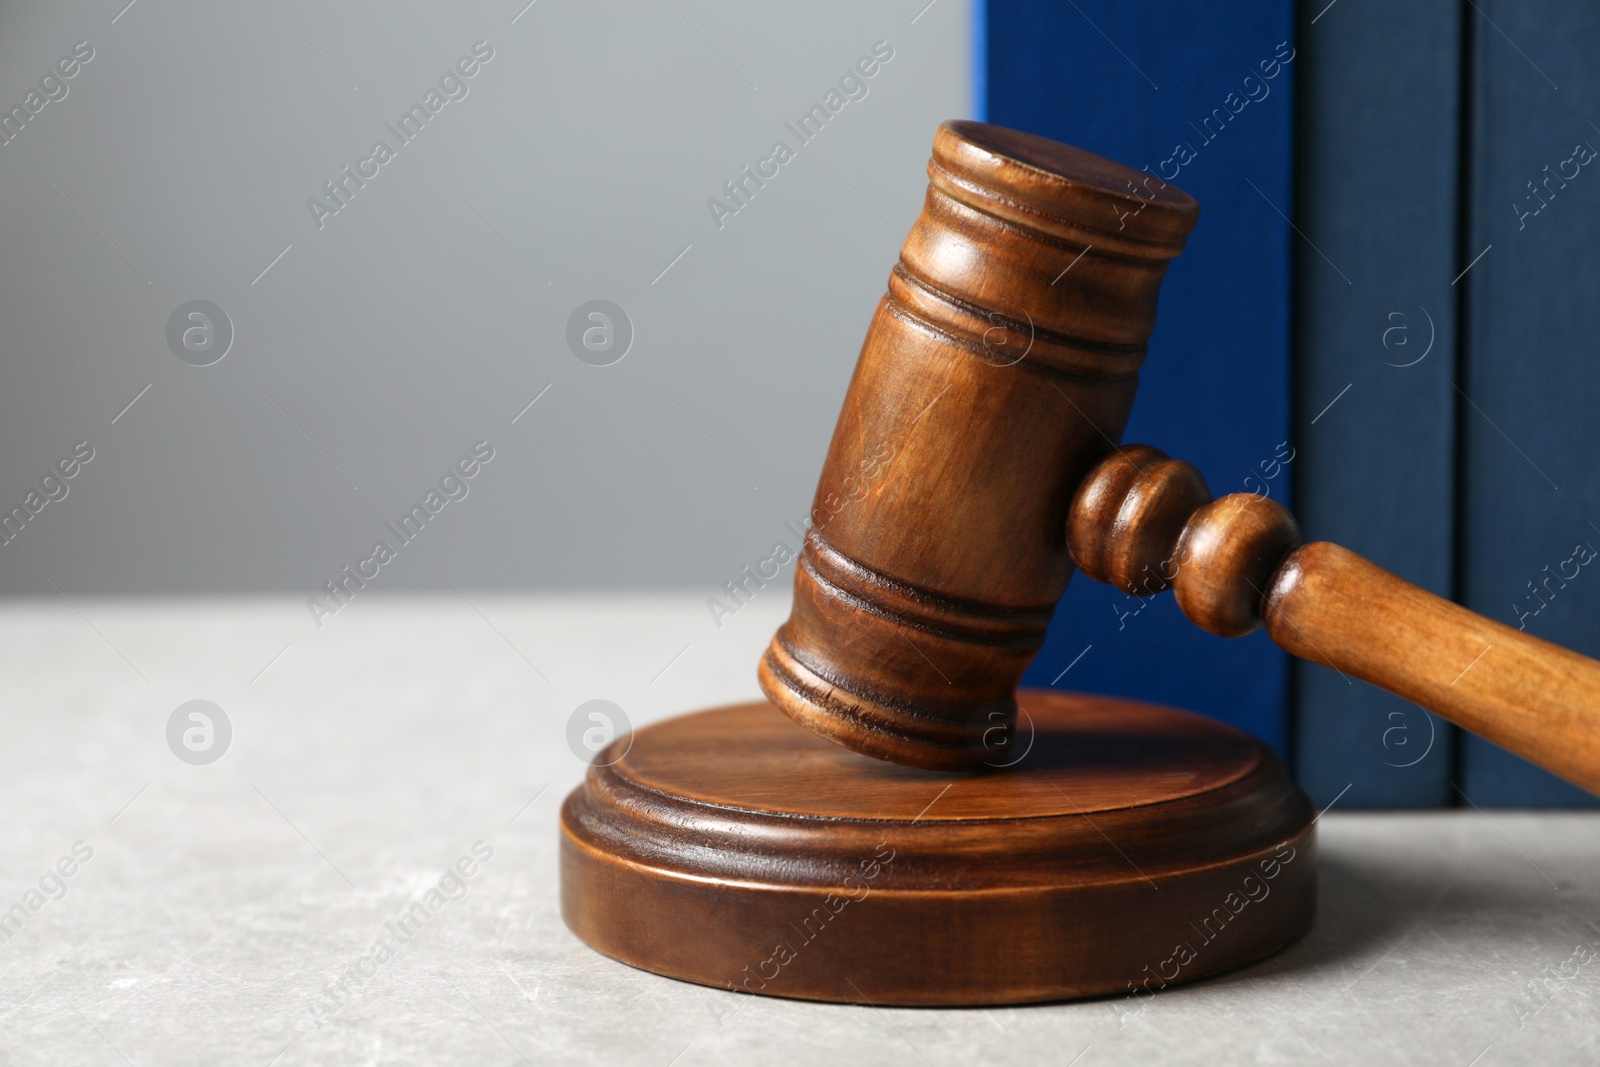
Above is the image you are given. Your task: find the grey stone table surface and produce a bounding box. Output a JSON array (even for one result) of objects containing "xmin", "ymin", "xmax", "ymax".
[{"xmin": 0, "ymin": 594, "xmax": 1596, "ymax": 1066}]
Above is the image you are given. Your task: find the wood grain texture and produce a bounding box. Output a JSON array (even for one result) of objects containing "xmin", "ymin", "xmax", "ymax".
[
  {"xmin": 754, "ymin": 118, "xmax": 1600, "ymax": 796},
  {"xmin": 1267, "ymin": 544, "xmax": 1600, "ymax": 799},
  {"xmin": 760, "ymin": 120, "xmax": 1200, "ymax": 770},
  {"xmin": 1069, "ymin": 448, "xmax": 1600, "ymax": 798},
  {"xmin": 561, "ymin": 690, "xmax": 1315, "ymax": 1006}
]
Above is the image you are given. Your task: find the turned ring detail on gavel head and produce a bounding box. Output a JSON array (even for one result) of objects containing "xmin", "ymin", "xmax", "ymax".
[
  {"xmin": 759, "ymin": 121, "xmax": 1200, "ymax": 771},
  {"xmin": 753, "ymin": 120, "xmax": 1600, "ymax": 795}
]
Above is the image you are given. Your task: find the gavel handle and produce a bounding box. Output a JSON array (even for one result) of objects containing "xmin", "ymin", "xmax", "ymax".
[
  {"xmin": 1267, "ymin": 542, "xmax": 1600, "ymax": 795},
  {"xmin": 1069, "ymin": 445, "xmax": 1600, "ymax": 797}
]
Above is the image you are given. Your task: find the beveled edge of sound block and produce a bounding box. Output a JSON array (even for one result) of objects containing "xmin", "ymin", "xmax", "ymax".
[{"xmin": 560, "ymin": 690, "xmax": 1316, "ymax": 1006}]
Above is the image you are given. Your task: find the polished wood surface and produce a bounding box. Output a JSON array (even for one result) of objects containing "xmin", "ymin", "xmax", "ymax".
[
  {"xmin": 750, "ymin": 119, "xmax": 1600, "ymax": 799},
  {"xmin": 566, "ymin": 118, "xmax": 1597, "ymax": 1014},
  {"xmin": 760, "ymin": 120, "xmax": 1201, "ymax": 770},
  {"xmin": 561, "ymin": 690, "xmax": 1315, "ymax": 1006},
  {"xmin": 1069, "ymin": 445, "xmax": 1600, "ymax": 797}
]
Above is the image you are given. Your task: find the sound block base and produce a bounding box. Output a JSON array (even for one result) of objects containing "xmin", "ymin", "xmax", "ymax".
[{"xmin": 560, "ymin": 690, "xmax": 1315, "ymax": 1006}]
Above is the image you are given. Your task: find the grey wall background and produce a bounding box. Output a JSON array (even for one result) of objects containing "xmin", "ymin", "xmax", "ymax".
[{"xmin": 0, "ymin": 0, "xmax": 971, "ymax": 596}]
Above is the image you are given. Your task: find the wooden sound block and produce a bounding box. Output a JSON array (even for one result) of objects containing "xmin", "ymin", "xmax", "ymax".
[{"xmin": 560, "ymin": 689, "xmax": 1316, "ymax": 1006}]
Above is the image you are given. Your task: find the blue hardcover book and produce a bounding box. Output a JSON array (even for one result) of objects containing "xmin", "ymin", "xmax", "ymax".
[
  {"xmin": 1459, "ymin": 1, "xmax": 1600, "ymax": 807},
  {"xmin": 1290, "ymin": 0, "xmax": 1463, "ymax": 808},
  {"xmin": 987, "ymin": 0, "xmax": 1296, "ymax": 756}
]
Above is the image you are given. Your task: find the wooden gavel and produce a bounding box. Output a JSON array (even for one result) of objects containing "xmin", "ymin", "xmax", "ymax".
[{"xmin": 760, "ymin": 120, "xmax": 1600, "ymax": 794}]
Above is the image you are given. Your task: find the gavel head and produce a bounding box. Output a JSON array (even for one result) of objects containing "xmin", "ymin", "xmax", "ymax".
[{"xmin": 758, "ymin": 120, "xmax": 1200, "ymax": 770}]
